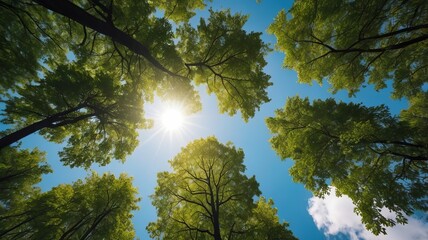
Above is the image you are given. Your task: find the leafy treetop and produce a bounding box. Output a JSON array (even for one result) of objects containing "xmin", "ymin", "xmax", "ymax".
[
  {"xmin": 148, "ymin": 137, "xmax": 297, "ymax": 240},
  {"xmin": 1, "ymin": 63, "xmax": 148, "ymax": 168},
  {"xmin": 269, "ymin": 0, "xmax": 428, "ymax": 98},
  {"xmin": 266, "ymin": 96, "xmax": 428, "ymax": 235},
  {"xmin": 0, "ymin": 146, "xmax": 51, "ymax": 212},
  {"xmin": 0, "ymin": 171, "xmax": 140, "ymax": 240}
]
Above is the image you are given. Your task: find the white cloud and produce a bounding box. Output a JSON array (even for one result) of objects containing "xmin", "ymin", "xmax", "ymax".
[{"xmin": 308, "ymin": 187, "xmax": 428, "ymax": 240}]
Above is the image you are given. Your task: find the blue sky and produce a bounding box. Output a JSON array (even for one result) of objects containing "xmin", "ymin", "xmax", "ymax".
[{"xmin": 9, "ymin": 0, "xmax": 428, "ymax": 239}]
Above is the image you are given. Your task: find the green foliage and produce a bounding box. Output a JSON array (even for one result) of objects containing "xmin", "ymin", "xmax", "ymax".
[
  {"xmin": 0, "ymin": 146, "xmax": 51, "ymax": 212},
  {"xmin": 149, "ymin": 0, "xmax": 207, "ymax": 22},
  {"xmin": 148, "ymin": 137, "xmax": 296, "ymax": 240},
  {"xmin": 400, "ymin": 92, "xmax": 428, "ymax": 145},
  {"xmin": 266, "ymin": 96, "xmax": 428, "ymax": 235},
  {"xmin": 2, "ymin": 63, "xmax": 149, "ymax": 168},
  {"xmin": 0, "ymin": 0, "xmax": 272, "ymax": 168},
  {"xmin": 0, "ymin": 172, "xmax": 140, "ymax": 240},
  {"xmin": 240, "ymin": 197, "xmax": 298, "ymax": 240},
  {"xmin": 177, "ymin": 9, "xmax": 272, "ymax": 121},
  {"xmin": 1, "ymin": 0, "xmax": 270, "ymax": 117},
  {"xmin": 269, "ymin": 0, "xmax": 428, "ymax": 98},
  {"xmin": 268, "ymin": 0, "xmax": 428, "ymax": 234},
  {"xmin": 0, "ymin": 1, "xmax": 67, "ymax": 94}
]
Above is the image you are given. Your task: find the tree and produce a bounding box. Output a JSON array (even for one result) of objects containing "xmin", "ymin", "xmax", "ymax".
[
  {"xmin": 0, "ymin": 172, "xmax": 140, "ymax": 240},
  {"xmin": 266, "ymin": 96, "xmax": 428, "ymax": 235},
  {"xmin": 147, "ymin": 137, "xmax": 296, "ymax": 240},
  {"xmin": 0, "ymin": 146, "xmax": 51, "ymax": 213},
  {"xmin": 268, "ymin": 0, "xmax": 428, "ymax": 98},
  {"xmin": 1, "ymin": 0, "xmax": 271, "ymax": 120},
  {"xmin": 1, "ymin": 63, "xmax": 149, "ymax": 168}
]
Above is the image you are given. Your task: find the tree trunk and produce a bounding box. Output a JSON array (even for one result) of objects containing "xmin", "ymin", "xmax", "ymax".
[{"xmin": 213, "ymin": 211, "xmax": 222, "ymax": 240}]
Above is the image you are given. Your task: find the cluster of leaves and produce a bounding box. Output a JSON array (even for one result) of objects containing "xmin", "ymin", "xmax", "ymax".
[
  {"xmin": 0, "ymin": 146, "xmax": 140, "ymax": 240},
  {"xmin": 0, "ymin": 146, "xmax": 51, "ymax": 211},
  {"xmin": 1, "ymin": 63, "xmax": 148, "ymax": 168},
  {"xmin": 266, "ymin": 96, "xmax": 428, "ymax": 234},
  {"xmin": 177, "ymin": 9, "xmax": 271, "ymax": 120},
  {"xmin": 269, "ymin": 0, "xmax": 428, "ymax": 98},
  {"xmin": 1, "ymin": 0, "xmax": 271, "ymax": 113},
  {"xmin": 148, "ymin": 137, "xmax": 297, "ymax": 240}
]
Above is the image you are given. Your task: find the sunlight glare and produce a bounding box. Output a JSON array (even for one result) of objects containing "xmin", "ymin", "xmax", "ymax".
[{"xmin": 161, "ymin": 108, "xmax": 184, "ymax": 131}]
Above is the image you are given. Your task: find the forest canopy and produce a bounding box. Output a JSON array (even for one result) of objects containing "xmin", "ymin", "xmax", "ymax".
[
  {"xmin": 0, "ymin": 0, "xmax": 276, "ymax": 239},
  {"xmin": 267, "ymin": 0, "xmax": 428, "ymax": 235},
  {"xmin": 0, "ymin": 0, "xmax": 272, "ymax": 166},
  {"xmin": 0, "ymin": 0, "xmax": 426, "ymax": 239}
]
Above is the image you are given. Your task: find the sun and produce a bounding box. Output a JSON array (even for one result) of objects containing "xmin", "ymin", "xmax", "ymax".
[
  {"xmin": 161, "ymin": 107, "xmax": 185, "ymax": 132},
  {"xmin": 140, "ymin": 100, "xmax": 198, "ymax": 145}
]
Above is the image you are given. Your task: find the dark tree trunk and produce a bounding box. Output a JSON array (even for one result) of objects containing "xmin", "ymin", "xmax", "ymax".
[{"xmin": 213, "ymin": 211, "xmax": 222, "ymax": 240}]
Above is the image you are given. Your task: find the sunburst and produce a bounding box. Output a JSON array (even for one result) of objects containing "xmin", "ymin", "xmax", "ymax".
[{"xmin": 161, "ymin": 107, "xmax": 185, "ymax": 132}]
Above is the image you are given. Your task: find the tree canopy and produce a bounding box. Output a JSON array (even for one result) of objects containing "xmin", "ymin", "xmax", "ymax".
[
  {"xmin": 0, "ymin": 0, "xmax": 272, "ymax": 169},
  {"xmin": 0, "ymin": 146, "xmax": 51, "ymax": 213},
  {"xmin": 1, "ymin": 63, "xmax": 148, "ymax": 168},
  {"xmin": 147, "ymin": 137, "xmax": 296, "ymax": 240},
  {"xmin": 267, "ymin": 0, "xmax": 428, "ymax": 235},
  {"xmin": 3, "ymin": 0, "xmax": 426, "ymax": 238},
  {"xmin": 266, "ymin": 96, "xmax": 428, "ymax": 235},
  {"xmin": 0, "ymin": 171, "xmax": 140, "ymax": 240},
  {"xmin": 1, "ymin": 0, "xmax": 271, "ymax": 119},
  {"xmin": 268, "ymin": 0, "xmax": 428, "ymax": 98},
  {"xmin": 0, "ymin": 1, "xmax": 279, "ymax": 239}
]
